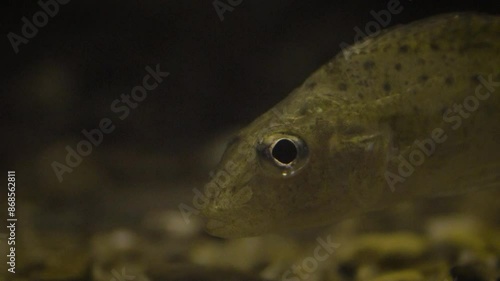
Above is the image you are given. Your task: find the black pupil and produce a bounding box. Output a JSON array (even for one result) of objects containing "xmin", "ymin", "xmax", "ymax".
[{"xmin": 272, "ymin": 139, "xmax": 297, "ymax": 164}]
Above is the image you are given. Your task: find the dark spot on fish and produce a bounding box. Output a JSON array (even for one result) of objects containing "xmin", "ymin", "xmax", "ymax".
[
  {"xmin": 417, "ymin": 58, "xmax": 426, "ymax": 65},
  {"xmin": 470, "ymin": 74, "xmax": 481, "ymax": 84},
  {"xmin": 399, "ymin": 45, "xmax": 409, "ymax": 53},
  {"xmin": 445, "ymin": 76, "xmax": 454, "ymax": 86},
  {"xmin": 357, "ymin": 92, "xmax": 364, "ymax": 99},
  {"xmin": 413, "ymin": 106, "xmax": 419, "ymax": 114},
  {"xmin": 419, "ymin": 74, "xmax": 429, "ymax": 82},
  {"xmin": 394, "ymin": 63, "xmax": 402, "ymax": 71},
  {"xmin": 306, "ymin": 82, "xmax": 317, "ymax": 89},
  {"xmin": 440, "ymin": 107, "xmax": 448, "ymax": 115},
  {"xmin": 356, "ymin": 80, "xmax": 370, "ymax": 87},
  {"xmin": 430, "ymin": 43, "xmax": 440, "ymax": 51},
  {"xmin": 363, "ymin": 60, "xmax": 375, "ymax": 71},
  {"xmin": 383, "ymin": 82, "xmax": 391, "ymax": 92},
  {"xmin": 338, "ymin": 83, "xmax": 348, "ymax": 91}
]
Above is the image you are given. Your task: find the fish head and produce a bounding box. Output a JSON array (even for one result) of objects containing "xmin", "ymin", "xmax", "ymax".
[
  {"xmin": 201, "ymin": 119, "xmax": 313, "ymax": 238},
  {"xmin": 202, "ymin": 101, "xmax": 392, "ymax": 238}
]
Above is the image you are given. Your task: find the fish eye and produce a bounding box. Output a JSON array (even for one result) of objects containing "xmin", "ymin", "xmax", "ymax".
[
  {"xmin": 271, "ymin": 139, "xmax": 297, "ymax": 165},
  {"xmin": 256, "ymin": 133, "xmax": 309, "ymax": 177}
]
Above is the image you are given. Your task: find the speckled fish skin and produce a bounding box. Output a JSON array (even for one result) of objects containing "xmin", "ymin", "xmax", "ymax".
[{"xmin": 202, "ymin": 13, "xmax": 500, "ymax": 238}]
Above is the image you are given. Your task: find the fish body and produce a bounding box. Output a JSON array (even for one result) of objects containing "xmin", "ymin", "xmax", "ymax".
[{"xmin": 202, "ymin": 13, "xmax": 500, "ymax": 238}]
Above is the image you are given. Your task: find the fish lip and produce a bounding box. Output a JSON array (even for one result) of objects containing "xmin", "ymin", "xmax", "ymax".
[
  {"xmin": 202, "ymin": 181, "xmax": 256, "ymax": 237},
  {"xmin": 203, "ymin": 206, "xmax": 258, "ymax": 238}
]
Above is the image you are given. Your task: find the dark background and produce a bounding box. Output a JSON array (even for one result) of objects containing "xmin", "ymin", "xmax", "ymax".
[{"xmin": 0, "ymin": 0, "xmax": 498, "ymax": 228}]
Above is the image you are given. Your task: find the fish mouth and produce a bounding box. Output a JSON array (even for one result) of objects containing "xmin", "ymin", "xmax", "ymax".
[
  {"xmin": 203, "ymin": 202, "xmax": 277, "ymax": 238},
  {"xmin": 201, "ymin": 182, "xmax": 267, "ymax": 238},
  {"xmin": 201, "ymin": 198, "xmax": 238, "ymax": 237},
  {"xmin": 202, "ymin": 204, "xmax": 248, "ymax": 238},
  {"xmin": 202, "ymin": 184, "xmax": 254, "ymax": 216},
  {"xmin": 202, "ymin": 203, "xmax": 267, "ymax": 238}
]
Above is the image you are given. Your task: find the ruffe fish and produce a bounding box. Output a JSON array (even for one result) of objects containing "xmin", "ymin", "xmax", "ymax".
[{"xmin": 202, "ymin": 13, "xmax": 500, "ymax": 238}]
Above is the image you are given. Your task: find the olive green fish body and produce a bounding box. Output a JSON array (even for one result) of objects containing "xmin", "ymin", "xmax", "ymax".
[{"xmin": 203, "ymin": 13, "xmax": 500, "ymax": 238}]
